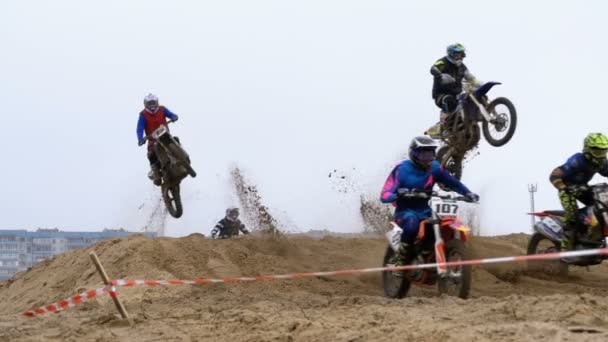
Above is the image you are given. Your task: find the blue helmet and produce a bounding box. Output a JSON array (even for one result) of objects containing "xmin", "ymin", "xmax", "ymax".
[
  {"xmin": 446, "ymin": 43, "xmax": 466, "ymax": 66},
  {"xmin": 409, "ymin": 136, "xmax": 438, "ymax": 168}
]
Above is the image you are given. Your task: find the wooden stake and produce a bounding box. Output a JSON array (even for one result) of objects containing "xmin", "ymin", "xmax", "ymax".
[{"xmin": 89, "ymin": 251, "xmax": 129, "ymax": 319}]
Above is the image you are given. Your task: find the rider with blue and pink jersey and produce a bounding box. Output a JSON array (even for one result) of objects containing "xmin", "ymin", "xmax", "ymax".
[{"xmin": 380, "ymin": 136, "xmax": 479, "ymax": 265}]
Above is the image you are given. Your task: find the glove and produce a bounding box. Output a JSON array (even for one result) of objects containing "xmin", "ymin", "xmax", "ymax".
[
  {"xmin": 465, "ymin": 192, "xmax": 480, "ymax": 203},
  {"xmin": 138, "ymin": 139, "xmax": 146, "ymax": 146},
  {"xmin": 440, "ymin": 74, "xmax": 456, "ymax": 85},
  {"xmin": 171, "ymin": 115, "xmax": 179, "ymax": 122}
]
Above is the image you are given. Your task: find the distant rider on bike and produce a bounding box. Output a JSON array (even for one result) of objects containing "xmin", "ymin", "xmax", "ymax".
[
  {"xmin": 427, "ymin": 44, "xmax": 480, "ymax": 137},
  {"xmin": 549, "ymin": 133, "xmax": 608, "ymax": 249},
  {"xmin": 211, "ymin": 207, "xmax": 250, "ymax": 239},
  {"xmin": 136, "ymin": 93, "xmax": 179, "ymax": 185},
  {"xmin": 380, "ymin": 136, "xmax": 479, "ymax": 266}
]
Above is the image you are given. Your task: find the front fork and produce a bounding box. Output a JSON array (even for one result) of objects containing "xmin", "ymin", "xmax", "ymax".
[
  {"xmin": 433, "ymin": 221, "xmax": 448, "ymax": 276},
  {"xmin": 468, "ymin": 94, "xmax": 494, "ymax": 122}
]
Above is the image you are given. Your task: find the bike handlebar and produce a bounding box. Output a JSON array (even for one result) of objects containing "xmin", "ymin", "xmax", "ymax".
[
  {"xmin": 397, "ymin": 189, "xmax": 477, "ymax": 203},
  {"xmin": 140, "ymin": 119, "xmax": 177, "ymax": 143}
]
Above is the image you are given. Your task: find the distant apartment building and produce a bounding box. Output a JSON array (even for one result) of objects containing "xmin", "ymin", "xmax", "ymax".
[{"xmin": 0, "ymin": 228, "xmax": 154, "ymax": 280}]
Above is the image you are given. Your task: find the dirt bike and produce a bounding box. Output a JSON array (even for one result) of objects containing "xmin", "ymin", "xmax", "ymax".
[
  {"xmin": 427, "ymin": 81, "xmax": 517, "ymax": 182},
  {"xmin": 382, "ymin": 190, "xmax": 475, "ymax": 299},
  {"xmin": 527, "ymin": 183, "xmax": 608, "ymax": 276},
  {"xmin": 142, "ymin": 120, "xmax": 196, "ymax": 218}
]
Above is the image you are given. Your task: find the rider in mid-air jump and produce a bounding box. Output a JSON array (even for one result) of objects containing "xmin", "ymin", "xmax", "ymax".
[
  {"xmin": 136, "ymin": 93, "xmax": 179, "ymax": 185},
  {"xmin": 427, "ymin": 43, "xmax": 480, "ymax": 137},
  {"xmin": 380, "ymin": 136, "xmax": 479, "ymax": 266}
]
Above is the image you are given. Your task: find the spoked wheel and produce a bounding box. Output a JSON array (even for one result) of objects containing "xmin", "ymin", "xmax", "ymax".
[
  {"xmin": 382, "ymin": 246, "xmax": 410, "ymax": 299},
  {"xmin": 482, "ymin": 97, "xmax": 517, "ymax": 147},
  {"xmin": 436, "ymin": 146, "xmax": 463, "ymax": 191},
  {"xmin": 438, "ymin": 240, "xmax": 471, "ymax": 299},
  {"xmin": 526, "ymin": 233, "xmax": 569, "ymax": 276},
  {"xmin": 162, "ymin": 183, "xmax": 183, "ymax": 218}
]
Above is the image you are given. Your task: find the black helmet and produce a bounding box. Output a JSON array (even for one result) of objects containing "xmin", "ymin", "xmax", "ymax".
[{"xmin": 408, "ymin": 136, "xmax": 438, "ymax": 168}]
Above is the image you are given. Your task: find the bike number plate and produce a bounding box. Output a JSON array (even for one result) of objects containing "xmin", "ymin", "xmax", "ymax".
[
  {"xmin": 385, "ymin": 223, "xmax": 403, "ymax": 253},
  {"xmin": 152, "ymin": 125, "xmax": 168, "ymax": 139},
  {"xmin": 431, "ymin": 198, "xmax": 459, "ymax": 218},
  {"xmin": 541, "ymin": 217, "xmax": 562, "ymax": 234}
]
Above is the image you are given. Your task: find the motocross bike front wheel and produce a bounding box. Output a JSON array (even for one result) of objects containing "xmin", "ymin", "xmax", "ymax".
[
  {"xmin": 382, "ymin": 246, "xmax": 411, "ymax": 299},
  {"xmin": 482, "ymin": 97, "xmax": 517, "ymax": 147},
  {"xmin": 526, "ymin": 233, "xmax": 569, "ymax": 276},
  {"xmin": 436, "ymin": 146, "xmax": 463, "ymax": 191},
  {"xmin": 162, "ymin": 183, "xmax": 183, "ymax": 218},
  {"xmin": 437, "ymin": 240, "xmax": 471, "ymax": 299}
]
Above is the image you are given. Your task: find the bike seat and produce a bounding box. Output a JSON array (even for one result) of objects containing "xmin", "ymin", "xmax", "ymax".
[{"xmin": 543, "ymin": 210, "xmax": 566, "ymax": 217}]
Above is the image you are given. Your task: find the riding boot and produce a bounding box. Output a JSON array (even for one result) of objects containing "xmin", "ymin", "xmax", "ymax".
[
  {"xmin": 394, "ymin": 242, "xmax": 416, "ymax": 266},
  {"xmin": 562, "ymin": 218, "xmax": 584, "ymax": 250},
  {"xmin": 148, "ymin": 164, "xmax": 162, "ymax": 186}
]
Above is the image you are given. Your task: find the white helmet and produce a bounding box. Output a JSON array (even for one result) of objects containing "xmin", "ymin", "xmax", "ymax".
[
  {"xmin": 143, "ymin": 93, "xmax": 159, "ymax": 112},
  {"xmin": 226, "ymin": 207, "xmax": 240, "ymax": 221}
]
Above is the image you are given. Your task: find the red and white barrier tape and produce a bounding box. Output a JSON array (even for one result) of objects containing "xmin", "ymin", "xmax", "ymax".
[
  {"xmin": 111, "ymin": 248, "xmax": 608, "ymax": 288},
  {"xmin": 24, "ymin": 248, "xmax": 608, "ymax": 317},
  {"xmin": 23, "ymin": 286, "xmax": 110, "ymax": 317}
]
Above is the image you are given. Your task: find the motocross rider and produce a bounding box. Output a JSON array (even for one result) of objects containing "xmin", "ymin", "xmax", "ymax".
[
  {"xmin": 549, "ymin": 133, "xmax": 608, "ymax": 249},
  {"xmin": 427, "ymin": 43, "xmax": 480, "ymax": 137},
  {"xmin": 211, "ymin": 207, "xmax": 250, "ymax": 239},
  {"xmin": 380, "ymin": 136, "xmax": 479, "ymax": 266},
  {"xmin": 136, "ymin": 93, "xmax": 179, "ymax": 185}
]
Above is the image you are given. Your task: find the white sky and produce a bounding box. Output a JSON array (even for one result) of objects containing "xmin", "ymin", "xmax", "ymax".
[{"xmin": 1, "ymin": 0, "xmax": 607, "ymax": 236}]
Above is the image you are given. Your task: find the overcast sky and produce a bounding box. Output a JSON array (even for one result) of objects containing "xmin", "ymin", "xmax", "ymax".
[{"xmin": 1, "ymin": 0, "xmax": 606, "ymax": 236}]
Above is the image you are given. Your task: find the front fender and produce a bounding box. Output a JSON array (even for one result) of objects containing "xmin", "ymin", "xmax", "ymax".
[{"xmin": 474, "ymin": 81, "xmax": 502, "ymax": 97}]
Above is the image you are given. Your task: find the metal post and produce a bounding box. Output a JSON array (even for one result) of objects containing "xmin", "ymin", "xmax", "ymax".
[
  {"xmin": 89, "ymin": 251, "xmax": 129, "ymax": 319},
  {"xmin": 528, "ymin": 183, "xmax": 538, "ymax": 229}
]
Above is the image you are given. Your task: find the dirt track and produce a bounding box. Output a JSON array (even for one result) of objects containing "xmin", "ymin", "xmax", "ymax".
[{"xmin": 1, "ymin": 234, "xmax": 608, "ymax": 341}]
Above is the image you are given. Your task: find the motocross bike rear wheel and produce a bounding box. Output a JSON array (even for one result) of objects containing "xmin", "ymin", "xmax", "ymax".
[
  {"xmin": 526, "ymin": 233, "xmax": 569, "ymax": 276},
  {"xmin": 162, "ymin": 183, "xmax": 183, "ymax": 218},
  {"xmin": 436, "ymin": 146, "xmax": 463, "ymax": 191},
  {"xmin": 382, "ymin": 246, "xmax": 411, "ymax": 299},
  {"xmin": 482, "ymin": 97, "xmax": 517, "ymax": 147},
  {"xmin": 438, "ymin": 240, "xmax": 471, "ymax": 299}
]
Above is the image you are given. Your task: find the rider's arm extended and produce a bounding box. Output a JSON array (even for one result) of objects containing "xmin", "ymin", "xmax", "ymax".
[
  {"xmin": 163, "ymin": 107, "xmax": 178, "ymax": 121},
  {"xmin": 463, "ymin": 67, "xmax": 480, "ymax": 87},
  {"xmin": 432, "ymin": 162, "xmax": 471, "ymax": 195},
  {"xmin": 136, "ymin": 114, "xmax": 146, "ymax": 143},
  {"xmin": 239, "ymin": 221, "xmax": 250, "ymax": 235},
  {"xmin": 430, "ymin": 59, "xmax": 445, "ymax": 77},
  {"xmin": 211, "ymin": 220, "xmax": 224, "ymax": 239},
  {"xmin": 380, "ymin": 163, "xmax": 402, "ymax": 203},
  {"xmin": 550, "ymin": 153, "xmax": 582, "ymax": 190},
  {"xmin": 550, "ymin": 167, "xmax": 567, "ymax": 190}
]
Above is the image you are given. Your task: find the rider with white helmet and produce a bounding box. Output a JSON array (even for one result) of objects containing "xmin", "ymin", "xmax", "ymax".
[
  {"xmin": 136, "ymin": 93, "xmax": 179, "ymax": 185},
  {"xmin": 211, "ymin": 207, "xmax": 250, "ymax": 239}
]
